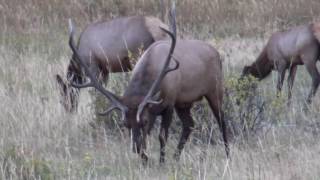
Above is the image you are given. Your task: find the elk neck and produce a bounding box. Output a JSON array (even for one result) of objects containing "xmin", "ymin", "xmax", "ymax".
[{"xmin": 122, "ymin": 57, "xmax": 156, "ymax": 108}]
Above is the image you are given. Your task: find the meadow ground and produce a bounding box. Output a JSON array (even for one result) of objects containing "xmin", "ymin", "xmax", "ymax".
[
  {"xmin": 1, "ymin": 32, "xmax": 320, "ymax": 180},
  {"xmin": 1, "ymin": 0, "xmax": 320, "ymax": 179}
]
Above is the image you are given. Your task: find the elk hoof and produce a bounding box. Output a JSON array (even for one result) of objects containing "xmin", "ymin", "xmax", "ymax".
[
  {"xmin": 286, "ymin": 100, "xmax": 291, "ymax": 107},
  {"xmin": 159, "ymin": 156, "xmax": 165, "ymax": 164},
  {"xmin": 141, "ymin": 153, "xmax": 148, "ymax": 166},
  {"xmin": 306, "ymin": 98, "xmax": 312, "ymax": 105},
  {"xmin": 302, "ymin": 103, "xmax": 310, "ymax": 113},
  {"xmin": 173, "ymin": 151, "xmax": 181, "ymax": 161}
]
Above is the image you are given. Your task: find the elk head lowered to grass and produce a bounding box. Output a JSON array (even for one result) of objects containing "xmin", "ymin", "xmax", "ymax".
[
  {"xmin": 55, "ymin": 16, "xmax": 169, "ymax": 112},
  {"xmin": 68, "ymin": 12, "xmax": 229, "ymax": 163},
  {"xmin": 242, "ymin": 23, "xmax": 320, "ymax": 104}
]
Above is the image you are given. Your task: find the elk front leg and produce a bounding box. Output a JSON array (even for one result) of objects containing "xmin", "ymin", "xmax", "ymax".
[
  {"xmin": 159, "ymin": 108, "xmax": 173, "ymax": 164},
  {"xmin": 131, "ymin": 127, "xmax": 148, "ymax": 164},
  {"xmin": 174, "ymin": 105, "xmax": 194, "ymax": 160},
  {"xmin": 287, "ymin": 65, "xmax": 297, "ymax": 103},
  {"xmin": 276, "ymin": 67, "xmax": 286, "ymax": 96}
]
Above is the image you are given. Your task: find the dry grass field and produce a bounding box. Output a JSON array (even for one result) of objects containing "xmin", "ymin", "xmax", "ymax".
[{"xmin": 1, "ymin": 0, "xmax": 320, "ymax": 179}]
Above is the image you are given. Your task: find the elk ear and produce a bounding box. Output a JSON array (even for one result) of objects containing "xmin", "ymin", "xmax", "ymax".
[{"xmin": 55, "ymin": 74, "xmax": 67, "ymax": 95}]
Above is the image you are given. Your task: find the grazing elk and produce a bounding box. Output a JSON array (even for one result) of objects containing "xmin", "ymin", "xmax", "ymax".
[
  {"xmin": 56, "ymin": 16, "xmax": 169, "ymax": 112},
  {"xmin": 242, "ymin": 23, "xmax": 320, "ymax": 104},
  {"xmin": 68, "ymin": 10, "xmax": 229, "ymax": 163}
]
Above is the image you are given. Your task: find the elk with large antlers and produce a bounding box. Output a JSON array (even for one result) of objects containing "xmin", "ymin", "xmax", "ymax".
[
  {"xmin": 242, "ymin": 23, "xmax": 320, "ymax": 104},
  {"xmin": 55, "ymin": 16, "xmax": 169, "ymax": 112},
  {"xmin": 68, "ymin": 10, "xmax": 229, "ymax": 163}
]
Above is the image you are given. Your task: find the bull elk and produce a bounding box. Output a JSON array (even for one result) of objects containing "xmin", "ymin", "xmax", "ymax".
[
  {"xmin": 55, "ymin": 15, "xmax": 169, "ymax": 112},
  {"xmin": 242, "ymin": 23, "xmax": 320, "ymax": 104},
  {"xmin": 67, "ymin": 8, "xmax": 229, "ymax": 163}
]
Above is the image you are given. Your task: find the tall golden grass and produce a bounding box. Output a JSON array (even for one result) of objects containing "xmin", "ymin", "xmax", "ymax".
[
  {"xmin": 1, "ymin": 0, "xmax": 320, "ymax": 179},
  {"xmin": 1, "ymin": 0, "xmax": 320, "ymax": 36}
]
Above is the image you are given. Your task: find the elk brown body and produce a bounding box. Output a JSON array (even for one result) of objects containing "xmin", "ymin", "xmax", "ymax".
[
  {"xmin": 68, "ymin": 17, "xmax": 229, "ymax": 163},
  {"xmin": 242, "ymin": 23, "xmax": 320, "ymax": 103},
  {"xmin": 56, "ymin": 16, "xmax": 169, "ymax": 112},
  {"xmin": 125, "ymin": 39, "xmax": 229, "ymax": 162}
]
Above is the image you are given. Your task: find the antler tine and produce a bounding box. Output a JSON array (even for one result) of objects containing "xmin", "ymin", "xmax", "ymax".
[
  {"xmin": 169, "ymin": 1, "xmax": 177, "ymax": 37},
  {"xmin": 98, "ymin": 105, "xmax": 119, "ymax": 116},
  {"xmin": 164, "ymin": 58, "xmax": 179, "ymax": 75},
  {"xmin": 66, "ymin": 71, "xmax": 93, "ymax": 88},
  {"xmin": 99, "ymin": 106, "xmax": 126, "ymax": 121},
  {"xmin": 145, "ymin": 58, "xmax": 179, "ymax": 101},
  {"xmin": 147, "ymin": 98, "xmax": 163, "ymax": 105},
  {"xmin": 68, "ymin": 19, "xmax": 127, "ymax": 118},
  {"xmin": 70, "ymin": 81, "xmax": 94, "ymax": 88},
  {"xmin": 136, "ymin": 26, "xmax": 177, "ymax": 122}
]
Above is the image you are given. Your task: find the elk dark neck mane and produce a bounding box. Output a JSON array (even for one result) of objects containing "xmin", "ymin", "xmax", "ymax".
[
  {"xmin": 249, "ymin": 47, "xmax": 272, "ymax": 80},
  {"xmin": 123, "ymin": 55, "xmax": 155, "ymax": 101}
]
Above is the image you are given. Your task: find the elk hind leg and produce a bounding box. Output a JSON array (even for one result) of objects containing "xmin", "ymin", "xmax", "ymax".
[
  {"xmin": 174, "ymin": 105, "xmax": 194, "ymax": 160},
  {"xmin": 287, "ymin": 65, "xmax": 297, "ymax": 104},
  {"xmin": 205, "ymin": 94, "xmax": 230, "ymax": 158},
  {"xmin": 302, "ymin": 56, "xmax": 320, "ymax": 104}
]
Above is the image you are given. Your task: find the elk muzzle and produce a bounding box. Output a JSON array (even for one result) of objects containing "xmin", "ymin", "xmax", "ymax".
[{"xmin": 131, "ymin": 127, "xmax": 148, "ymax": 157}]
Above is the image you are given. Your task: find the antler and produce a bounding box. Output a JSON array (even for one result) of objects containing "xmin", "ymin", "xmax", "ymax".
[
  {"xmin": 169, "ymin": 1, "xmax": 177, "ymax": 37},
  {"xmin": 136, "ymin": 27, "xmax": 178, "ymax": 122},
  {"xmin": 136, "ymin": 3, "xmax": 178, "ymax": 122},
  {"xmin": 68, "ymin": 19, "xmax": 127, "ymax": 120}
]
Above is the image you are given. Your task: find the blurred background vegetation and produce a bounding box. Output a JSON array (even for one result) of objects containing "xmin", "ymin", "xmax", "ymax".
[{"xmin": 2, "ymin": 0, "xmax": 320, "ymax": 37}]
